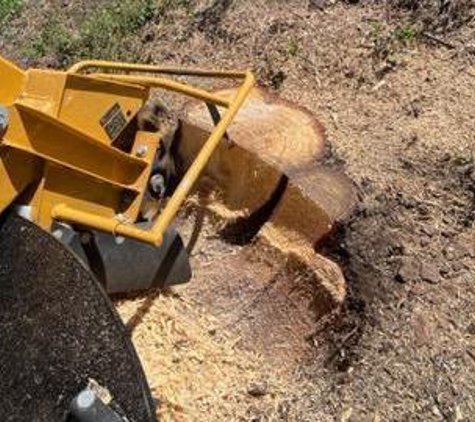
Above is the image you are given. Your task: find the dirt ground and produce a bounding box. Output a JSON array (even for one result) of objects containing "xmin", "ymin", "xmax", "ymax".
[{"xmin": 2, "ymin": 0, "xmax": 475, "ymax": 421}]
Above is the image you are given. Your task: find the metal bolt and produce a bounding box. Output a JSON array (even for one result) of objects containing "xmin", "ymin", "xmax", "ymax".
[
  {"xmin": 0, "ymin": 105, "xmax": 8, "ymax": 135},
  {"xmin": 70, "ymin": 389, "xmax": 124, "ymax": 422},
  {"xmin": 114, "ymin": 236, "xmax": 125, "ymax": 245},
  {"xmin": 52, "ymin": 229, "xmax": 63, "ymax": 240},
  {"xmin": 149, "ymin": 173, "xmax": 166, "ymax": 198},
  {"xmin": 75, "ymin": 389, "xmax": 95, "ymax": 411},
  {"xmin": 80, "ymin": 232, "xmax": 92, "ymax": 244},
  {"xmin": 115, "ymin": 213, "xmax": 127, "ymax": 223},
  {"xmin": 14, "ymin": 205, "xmax": 33, "ymax": 220},
  {"xmin": 136, "ymin": 144, "xmax": 148, "ymax": 158}
]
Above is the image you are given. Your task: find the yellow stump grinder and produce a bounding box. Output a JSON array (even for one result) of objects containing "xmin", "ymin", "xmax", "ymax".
[{"xmin": 0, "ymin": 56, "xmax": 355, "ymax": 421}]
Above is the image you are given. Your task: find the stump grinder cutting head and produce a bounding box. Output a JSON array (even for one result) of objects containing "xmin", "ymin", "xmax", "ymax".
[{"xmin": 0, "ymin": 56, "xmax": 355, "ymax": 420}]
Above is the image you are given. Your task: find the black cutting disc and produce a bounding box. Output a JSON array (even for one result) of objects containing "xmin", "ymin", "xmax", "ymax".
[{"xmin": 0, "ymin": 213, "xmax": 156, "ymax": 421}]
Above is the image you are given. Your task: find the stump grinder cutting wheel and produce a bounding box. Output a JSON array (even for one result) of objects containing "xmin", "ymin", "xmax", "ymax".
[{"xmin": 0, "ymin": 56, "xmax": 355, "ymax": 420}]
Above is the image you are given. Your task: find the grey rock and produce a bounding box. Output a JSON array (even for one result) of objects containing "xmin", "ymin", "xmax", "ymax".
[
  {"xmin": 247, "ymin": 381, "xmax": 268, "ymax": 397},
  {"xmin": 444, "ymin": 243, "xmax": 470, "ymax": 261},
  {"xmin": 451, "ymin": 261, "xmax": 464, "ymax": 273},
  {"xmin": 396, "ymin": 257, "xmax": 421, "ymax": 283},
  {"xmin": 466, "ymin": 323, "xmax": 475, "ymax": 336},
  {"xmin": 441, "ymin": 229, "xmax": 457, "ymax": 238},
  {"xmin": 440, "ymin": 264, "xmax": 451, "ymax": 277},
  {"xmin": 420, "ymin": 225, "xmax": 437, "ymax": 237},
  {"xmin": 420, "ymin": 263, "xmax": 440, "ymax": 284},
  {"xmin": 420, "ymin": 237, "xmax": 431, "ymax": 247},
  {"xmin": 309, "ymin": 0, "xmax": 327, "ymax": 10}
]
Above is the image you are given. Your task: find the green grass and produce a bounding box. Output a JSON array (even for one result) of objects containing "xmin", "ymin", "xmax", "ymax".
[
  {"xmin": 25, "ymin": 0, "xmax": 157, "ymax": 65},
  {"xmin": 24, "ymin": 20, "xmax": 74, "ymax": 65},
  {"xmin": 0, "ymin": 0, "xmax": 22, "ymax": 24},
  {"xmin": 392, "ymin": 25, "xmax": 416, "ymax": 42},
  {"xmin": 368, "ymin": 19, "xmax": 417, "ymax": 61},
  {"xmin": 287, "ymin": 37, "xmax": 299, "ymax": 58},
  {"xmin": 78, "ymin": 0, "xmax": 155, "ymax": 59}
]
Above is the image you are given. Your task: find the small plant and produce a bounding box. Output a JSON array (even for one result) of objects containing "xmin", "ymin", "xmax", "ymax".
[
  {"xmin": 78, "ymin": 0, "xmax": 156, "ymax": 59},
  {"xmin": 368, "ymin": 19, "xmax": 394, "ymax": 60},
  {"xmin": 368, "ymin": 19, "xmax": 416, "ymax": 61},
  {"xmin": 0, "ymin": 0, "xmax": 22, "ymax": 24},
  {"xmin": 25, "ymin": 0, "xmax": 157, "ymax": 65},
  {"xmin": 24, "ymin": 20, "xmax": 74, "ymax": 65},
  {"xmin": 392, "ymin": 25, "xmax": 415, "ymax": 42},
  {"xmin": 287, "ymin": 37, "xmax": 299, "ymax": 58}
]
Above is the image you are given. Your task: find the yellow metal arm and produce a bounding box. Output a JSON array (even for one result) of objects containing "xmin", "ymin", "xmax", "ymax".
[
  {"xmin": 94, "ymin": 74, "xmax": 231, "ymax": 108},
  {"xmin": 53, "ymin": 63, "xmax": 255, "ymax": 246},
  {"xmin": 68, "ymin": 60, "xmax": 248, "ymax": 78}
]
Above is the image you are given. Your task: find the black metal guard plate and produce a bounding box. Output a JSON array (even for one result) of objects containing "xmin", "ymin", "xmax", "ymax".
[{"xmin": 0, "ymin": 213, "xmax": 156, "ymax": 422}]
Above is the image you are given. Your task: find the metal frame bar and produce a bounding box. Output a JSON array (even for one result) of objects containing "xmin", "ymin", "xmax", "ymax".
[
  {"xmin": 53, "ymin": 61, "xmax": 255, "ymax": 246},
  {"xmin": 4, "ymin": 103, "xmax": 146, "ymax": 190}
]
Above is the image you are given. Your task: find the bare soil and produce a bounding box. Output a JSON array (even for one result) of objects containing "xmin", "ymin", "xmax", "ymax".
[{"xmin": 2, "ymin": 1, "xmax": 475, "ymax": 421}]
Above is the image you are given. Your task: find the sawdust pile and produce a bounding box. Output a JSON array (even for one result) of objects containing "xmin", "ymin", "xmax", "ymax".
[{"xmin": 117, "ymin": 292, "xmax": 288, "ymax": 421}]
